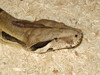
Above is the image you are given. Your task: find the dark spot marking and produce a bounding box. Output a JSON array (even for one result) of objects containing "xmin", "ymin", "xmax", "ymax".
[
  {"xmin": 47, "ymin": 48, "xmax": 53, "ymax": 51},
  {"xmin": 53, "ymin": 69, "xmax": 59, "ymax": 73},
  {"xmin": 0, "ymin": 9, "xmax": 3, "ymax": 12},
  {"xmin": 2, "ymin": 31, "xmax": 26, "ymax": 46},
  {"xmin": 54, "ymin": 38, "xmax": 58, "ymax": 40},
  {"xmin": 3, "ymin": 62, "xmax": 6, "ymax": 64},
  {"xmin": 30, "ymin": 40, "xmax": 52, "ymax": 51},
  {"xmin": 75, "ymin": 51, "xmax": 79, "ymax": 56},
  {"xmin": 66, "ymin": 39, "xmax": 74, "ymax": 44}
]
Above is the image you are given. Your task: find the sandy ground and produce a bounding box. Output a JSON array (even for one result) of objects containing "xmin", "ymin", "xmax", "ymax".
[{"xmin": 0, "ymin": 0, "xmax": 100, "ymax": 75}]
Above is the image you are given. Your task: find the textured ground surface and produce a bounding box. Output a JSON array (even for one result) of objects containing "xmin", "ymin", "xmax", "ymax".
[{"xmin": 0, "ymin": 0, "xmax": 100, "ymax": 75}]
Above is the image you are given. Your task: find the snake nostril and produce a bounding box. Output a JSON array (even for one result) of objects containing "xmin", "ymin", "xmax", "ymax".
[{"xmin": 75, "ymin": 34, "xmax": 78, "ymax": 37}]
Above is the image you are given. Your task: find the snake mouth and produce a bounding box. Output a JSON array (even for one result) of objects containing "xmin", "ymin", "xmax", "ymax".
[{"xmin": 30, "ymin": 40, "xmax": 53, "ymax": 51}]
